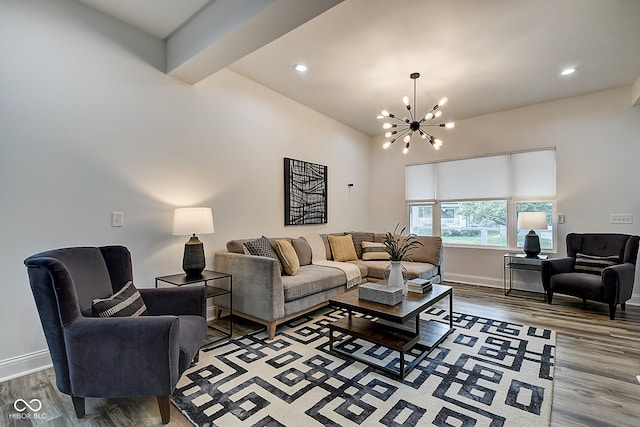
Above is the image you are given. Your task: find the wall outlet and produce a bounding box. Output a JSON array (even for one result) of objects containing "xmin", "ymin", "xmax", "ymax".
[
  {"xmin": 610, "ymin": 214, "xmax": 632, "ymax": 224},
  {"xmin": 111, "ymin": 212, "xmax": 124, "ymax": 227},
  {"xmin": 558, "ymin": 214, "xmax": 565, "ymax": 224}
]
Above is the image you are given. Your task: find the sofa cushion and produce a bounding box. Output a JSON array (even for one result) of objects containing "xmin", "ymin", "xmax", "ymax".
[
  {"xmin": 244, "ymin": 236, "xmax": 283, "ymax": 273},
  {"xmin": 281, "ymin": 265, "xmax": 346, "ymax": 302},
  {"xmin": 359, "ymin": 260, "xmax": 439, "ymax": 281},
  {"xmin": 291, "ymin": 237, "xmax": 312, "ymax": 266},
  {"xmin": 274, "ymin": 239, "xmax": 300, "ymax": 276},
  {"xmin": 361, "ymin": 241, "xmax": 390, "ymax": 260},
  {"xmin": 551, "ymin": 272, "xmax": 603, "ymax": 299},
  {"xmin": 348, "ymin": 231, "xmax": 376, "ymax": 258},
  {"xmin": 92, "ymin": 281, "xmax": 147, "ymax": 317},
  {"xmin": 328, "ymin": 234, "xmax": 358, "ymax": 261},
  {"xmin": 409, "ymin": 236, "xmax": 442, "ymax": 265}
]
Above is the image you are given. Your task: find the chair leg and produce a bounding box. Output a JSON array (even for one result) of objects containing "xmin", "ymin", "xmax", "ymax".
[
  {"xmin": 194, "ymin": 351, "xmax": 200, "ymax": 363},
  {"xmin": 609, "ymin": 304, "xmax": 616, "ymax": 320},
  {"xmin": 157, "ymin": 395, "xmax": 170, "ymax": 424},
  {"xmin": 546, "ymin": 291, "xmax": 553, "ymax": 304},
  {"xmin": 621, "ymin": 302, "xmax": 626, "ymax": 311},
  {"xmin": 71, "ymin": 396, "xmax": 85, "ymax": 419}
]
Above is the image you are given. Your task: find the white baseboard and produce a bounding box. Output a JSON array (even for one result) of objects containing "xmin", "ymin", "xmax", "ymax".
[{"xmin": 0, "ymin": 349, "xmax": 51, "ymax": 383}]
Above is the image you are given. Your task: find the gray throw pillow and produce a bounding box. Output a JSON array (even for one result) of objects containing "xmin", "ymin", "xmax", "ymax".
[{"xmin": 244, "ymin": 236, "xmax": 283, "ymax": 273}]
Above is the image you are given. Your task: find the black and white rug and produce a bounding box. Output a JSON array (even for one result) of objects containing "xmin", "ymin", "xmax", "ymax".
[{"xmin": 172, "ymin": 307, "xmax": 555, "ymax": 426}]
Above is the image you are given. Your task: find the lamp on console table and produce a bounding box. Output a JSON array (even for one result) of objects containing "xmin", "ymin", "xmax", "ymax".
[
  {"xmin": 173, "ymin": 207, "xmax": 215, "ymax": 278},
  {"xmin": 517, "ymin": 211, "xmax": 547, "ymax": 258}
]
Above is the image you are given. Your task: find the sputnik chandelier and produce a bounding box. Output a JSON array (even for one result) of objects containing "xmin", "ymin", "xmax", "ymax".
[{"xmin": 381, "ymin": 72, "xmax": 455, "ymax": 154}]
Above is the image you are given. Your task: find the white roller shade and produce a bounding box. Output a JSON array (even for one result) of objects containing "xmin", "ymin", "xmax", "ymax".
[
  {"xmin": 435, "ymin": 155, "xmax": 511, "ymax": 200},
  {"xmin": 511, "ymin": 150, "xmax": 556, "ymax": 198},
  {"xmin": 406, "ymin": 163, "xmax": 435, "ymax": 200}
]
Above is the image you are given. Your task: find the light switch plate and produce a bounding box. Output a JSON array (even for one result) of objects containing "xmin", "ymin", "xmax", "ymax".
[
  {"xmin": 111, "ymin": 212, "xmax": 124, "ymax": 227},
  {"xmin": 610, "ymin": 214, "xmax": 632, "ymax": 224}
]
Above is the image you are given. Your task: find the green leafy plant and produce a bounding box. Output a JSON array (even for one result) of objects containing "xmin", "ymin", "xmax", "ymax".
[{"xmin": 382, "ymin": 224, "xmax": 423, "ymax": 262}]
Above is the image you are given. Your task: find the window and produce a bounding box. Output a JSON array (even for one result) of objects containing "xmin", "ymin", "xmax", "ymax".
[
  {"xmin": 409, "ymin": 204, "xmax": 433, "ymax": 236},
  {"xmin": 441, "ymin": 200, "xmax": 507, "ymax": 246},
  {"xmin": 406, "ymin": 148, "xmax": 556, "ymax": 249}
]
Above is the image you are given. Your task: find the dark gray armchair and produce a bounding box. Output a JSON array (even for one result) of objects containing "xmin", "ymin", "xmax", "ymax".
[
  {"xmin": 541, "ymin": 233, "xmax": 640, "ymax": 319},
  {"xmin": 24, "ymin": 246, "xmax": 207, "ymax": 424}
]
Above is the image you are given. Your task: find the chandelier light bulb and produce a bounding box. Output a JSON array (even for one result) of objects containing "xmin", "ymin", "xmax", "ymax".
[
  {"xmin": 445, "ymin": 122, "xmax": 455, "ymax": 129},
  {"xmin": 421, "ymin": 132, "xmax": 427, "ymax": 139},
  {"xmin": 433, "ymin": 138, "xmax": 443, "ymax": 150},
  {"xmin": 438, "ymin": 97, "xmax": 448, "ymax": 106},
  {"xmin": 403, "ymin": 143, "xmax": 410, "ymax": 154},
  {"xmin": 402, "ymin": 96, "xmax": 410, "ymax": 106},
  {"xmin": 384, "ymin": 131, "xmax": 392, "ymax": 138},
  {"xmin": 382, "ymin": 123, "xmax": 393, "ymax": 129},
  {"xmin": 403, "ymin": 133, "xmax": 412, "ymax": 143},
  {"xmin": 434, "ymin": 110, "xmax": 443, "ymax": 118},
  {"xmin": 381, "ymin": 110, "xmax": 390, "ymax": 117},
  {"xmin": 424, "ymin": 112, "xmax": 434, "ymax": 120},
  {"xmin": 382, "ymin": 141, "xmax": 392, "ymax": 149}
]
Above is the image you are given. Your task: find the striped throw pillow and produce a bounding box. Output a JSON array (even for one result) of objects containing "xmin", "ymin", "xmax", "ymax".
[
  {"xmin": 574, "ymin": 253, "xmax": 620, "ymax": 275},
  {"xmin": 92, "ymin": 281, "xmax": 148, "ymax": 317},
  {"xmin": 361, "ymin": 241, "xmax": 390, "ymax": 260}
]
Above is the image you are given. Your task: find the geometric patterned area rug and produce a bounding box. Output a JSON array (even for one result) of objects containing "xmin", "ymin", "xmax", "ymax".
[{"xmin": 171, "ymin": 306, "xmax": 556, "ymax": 427}]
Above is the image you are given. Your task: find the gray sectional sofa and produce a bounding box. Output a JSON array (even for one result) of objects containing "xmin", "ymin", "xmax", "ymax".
[{"xmin": 213, "ymin": 232, "xmax": 443, "ymax": 339}]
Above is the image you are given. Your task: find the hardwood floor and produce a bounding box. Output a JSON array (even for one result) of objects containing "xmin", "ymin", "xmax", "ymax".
[{"xmin": 2, "ymin": 283, "xmax": 639, "ymax": 426}]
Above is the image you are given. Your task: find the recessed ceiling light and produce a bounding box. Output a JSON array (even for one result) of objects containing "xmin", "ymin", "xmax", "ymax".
[
  {"xmin": 293, "ymin": 64, "xmax": 308, "ymax": 73},
  {"xmin": 561, "ymin": 67, "xmax": 577, "ymax": 76},
  {"xmin": 376, "ymin": 114, "xmax": 384, "ymax": 120}
]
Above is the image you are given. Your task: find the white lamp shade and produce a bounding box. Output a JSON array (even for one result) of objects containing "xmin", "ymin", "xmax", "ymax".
[
  {"xmin": 173, "ymin": 207, "xmax": 214, "ymax": 235},
  {"xmin": 517, "ymin": 212, "xmax": 547, "ymax": 230}
]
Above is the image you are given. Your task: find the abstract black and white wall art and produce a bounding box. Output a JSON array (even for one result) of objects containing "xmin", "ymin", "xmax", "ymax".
[{"xmin": 284, "ymin": 157, "xmax": 328, "ymax": 225}]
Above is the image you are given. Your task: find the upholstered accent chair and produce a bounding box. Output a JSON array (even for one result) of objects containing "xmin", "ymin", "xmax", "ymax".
[
  {"xmin": 541, "ymin": 233, "xmax": 640, "ymax": 319},
  {"xmin": 24, "ymin": 246, "xmax": 207, "ymax": 424}
]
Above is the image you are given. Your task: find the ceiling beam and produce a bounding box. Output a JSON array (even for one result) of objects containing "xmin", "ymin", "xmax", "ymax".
[{"xmin": 166, "ymin": 0, "xmax": 343, "ymax": 84}]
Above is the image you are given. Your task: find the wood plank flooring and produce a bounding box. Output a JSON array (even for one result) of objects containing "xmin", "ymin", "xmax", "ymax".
[{"xmin": 1, "ymin": 283, "xmax": 639, "ymax": 426}]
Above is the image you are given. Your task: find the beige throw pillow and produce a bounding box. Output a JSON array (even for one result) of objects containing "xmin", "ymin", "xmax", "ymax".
[
  {"xmin": 274, "ymin": 239, "xmax": 300, "ymax": 276},
  {"xmin": 327, "ymin": 234, "xmax": 358, "ymax": 262},
  {"xmin": 361, "ymin": 241, "xmax": 390, "ymax": 260}
]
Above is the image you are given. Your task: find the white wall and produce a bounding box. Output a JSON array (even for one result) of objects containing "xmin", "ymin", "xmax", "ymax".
[
  {"xmin": 370, "ymin": 86, "xmax": 640, "ymax": 298},
  {"xmin": 0, "ymin": 0, "xmax": 370, "ymax": 379}
]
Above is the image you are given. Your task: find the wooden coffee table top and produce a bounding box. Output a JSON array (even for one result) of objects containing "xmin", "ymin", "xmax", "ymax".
[{"xmin": 330, "ymin": 283, "xmax": 452, "ymax": 324}]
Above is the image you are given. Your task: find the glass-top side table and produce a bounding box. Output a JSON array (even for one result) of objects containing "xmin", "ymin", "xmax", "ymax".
[
  {"xmin": 155, "ymin": 270, "xmax": 232, "ymax": 344},
  {"xmin": 503, "ymin": 253, "xmax": 548, "ymax": 297}
]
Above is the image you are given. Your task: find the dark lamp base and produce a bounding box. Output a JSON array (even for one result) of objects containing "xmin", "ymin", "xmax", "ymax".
[
  {"xmin": 523, "ymin": 230, "xmax": 541, "ymax": 258},
  {"xmin": 183, "ymin": 234, "xmax": 205, "ymax": 277}
]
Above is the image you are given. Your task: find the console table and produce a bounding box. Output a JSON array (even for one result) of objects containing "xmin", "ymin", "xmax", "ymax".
[{"xmin": 503, "ymin": 253, "xmax": 547, "ymax": 296}]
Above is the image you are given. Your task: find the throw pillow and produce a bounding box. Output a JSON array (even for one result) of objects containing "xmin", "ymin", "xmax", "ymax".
[
  {"xmin": 327, "ymin": 234, "xmax": 358, "ymax": 262},
  {"xmin": 574, "ymin": 253, "xmax": 620, "ymax": 275},
  {"xmin": 291, "ymin": 237, "xmax": 312, "ymax": 266},
  {"xmin": 244, "ymin": 236, "xmax": 283, "ymax": 273},
  {"xmin": 361, "ymin": 241, "xmax": 391, "ymax": 260},
  {"xmin": 274, "ymin": 239, "xmax": 300, "ymax": 276},
  {"xmin": 92, "ymin": 281, "xmax": 148, "ymax": 318},
  {"xmin": 348, "ymin": 231, "xmax": 376, "ymax": 258}
]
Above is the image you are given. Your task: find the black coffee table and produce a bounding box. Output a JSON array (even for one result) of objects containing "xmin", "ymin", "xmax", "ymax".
[{"xmin": 328, "ymin": 284, "xmax": 453, "ymax": 379}]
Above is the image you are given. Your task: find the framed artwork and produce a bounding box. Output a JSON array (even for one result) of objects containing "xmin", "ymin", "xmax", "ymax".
[{"xmin": 284, "ymin": 157, "xmax": 328, "ymax": 225}]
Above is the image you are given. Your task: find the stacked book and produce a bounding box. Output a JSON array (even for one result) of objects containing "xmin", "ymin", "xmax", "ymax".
[{"xmin": 407, "ymin": 278, "xmax": 433, "ymax": 294}]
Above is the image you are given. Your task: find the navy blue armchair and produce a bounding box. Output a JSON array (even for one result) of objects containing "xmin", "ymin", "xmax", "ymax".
[
  {"xmin": 541, "ymin": 233, "xmax": 639, "ymax": 320},
  {"xmin": 24, "ymin": 246, "xmax": 207, "ymax": 424}
]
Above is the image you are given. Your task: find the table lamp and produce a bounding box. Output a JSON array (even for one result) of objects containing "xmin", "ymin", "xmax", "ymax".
[
  {"xmin": 173, "ymin": 207, "xmax": 215, "ymax": 277},
  {"xmin": 517, "ymin": 211, "xmax": 547, "ymax": 258}
]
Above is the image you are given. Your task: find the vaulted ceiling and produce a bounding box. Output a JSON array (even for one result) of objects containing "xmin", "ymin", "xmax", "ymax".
[{"xmin": 76, "ymin": 0, "xmax": 640, "ymax": 136}]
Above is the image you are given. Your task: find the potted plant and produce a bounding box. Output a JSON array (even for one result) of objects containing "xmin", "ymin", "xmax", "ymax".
[{"xmin": 382, "ymin": 224, "xmax": 423, "ymax": 293}]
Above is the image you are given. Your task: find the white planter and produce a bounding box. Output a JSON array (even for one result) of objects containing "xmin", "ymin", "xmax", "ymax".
[{"xmin": 387, "ymin": 260, "xmax": 407, "ymax": 295}]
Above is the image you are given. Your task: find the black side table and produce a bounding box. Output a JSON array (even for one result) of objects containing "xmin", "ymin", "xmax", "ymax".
[
  {"xmin": 155, "ymin": 270, "xmax": 232, "ymax": 344},
  {"xmin": 503, "ymin": 253, "xmax": 547, "ymax": 297}
]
